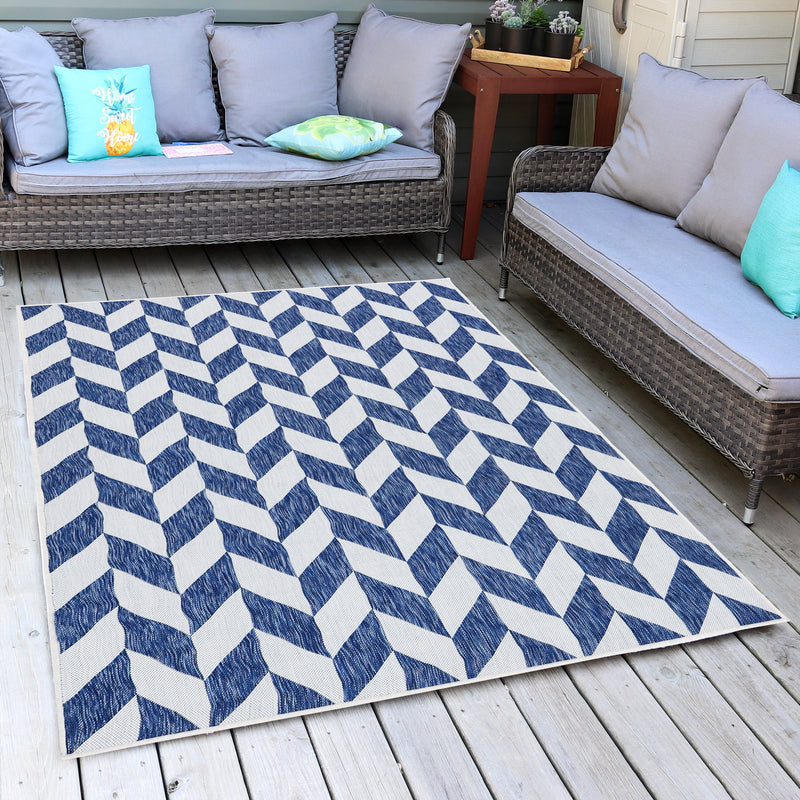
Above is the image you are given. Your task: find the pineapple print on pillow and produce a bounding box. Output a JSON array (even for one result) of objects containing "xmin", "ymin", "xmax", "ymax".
[
  {"xmin": 55, "ymin": 65, "xmax": 163, "ymax": 162},
  {"xmin": 98, "ymin": 75, "xmax": 140, "ymax": 157}
]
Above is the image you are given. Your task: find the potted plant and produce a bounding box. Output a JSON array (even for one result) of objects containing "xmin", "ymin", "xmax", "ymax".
[
  {"xmin": 485, "ymin": 0, "xmax": 514, "ymax": 50},
  {"xmin": 525, "ymin": 3, "xmax": 551, "ymax": 55},
  {"xmin": 500, "ymin": 7, "xmax": 533, "ymax": 54},
  {"xmin": 544, "ymin": 9, "xmax": 580, "ymax": 59}
]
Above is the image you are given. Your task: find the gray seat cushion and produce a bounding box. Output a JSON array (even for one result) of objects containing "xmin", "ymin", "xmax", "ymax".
[
  {"xmin": 7, "ymin": 143, "xmax": 441, "ymax": 195},
  {"xmin": 512, "ymin": 191, "xmax": 800, "ymax": 402}
]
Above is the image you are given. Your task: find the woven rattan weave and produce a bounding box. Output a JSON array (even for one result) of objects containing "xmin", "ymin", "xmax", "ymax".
[
  {"xmin": 0, "ymin": 31, "xmax": 454, "ymax": 268},
  {"xmin": 500, "ymin": 145, "xmax": 800, "ymax": 522}
]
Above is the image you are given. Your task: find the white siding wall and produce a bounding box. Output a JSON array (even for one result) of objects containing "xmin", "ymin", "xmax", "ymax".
[{"xmin": 683, "ymin": 0, "xmax": 800, "ymax": 91}]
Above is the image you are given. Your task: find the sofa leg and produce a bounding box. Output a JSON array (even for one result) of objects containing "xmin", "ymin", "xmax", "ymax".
[
  {"xmin": 436, "ymin": 233, "xmax": 446, "ymax": 264},
  {"xmin": 498, "ymin": 266, "xmax": 509, "ymax": 301},
  {"xmin": 743, "ymin": 476, "xmax": 764, "ymax": 525}
]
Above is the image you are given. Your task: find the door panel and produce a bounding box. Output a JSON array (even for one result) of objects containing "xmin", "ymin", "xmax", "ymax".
[{"xmin": 571, "ymin": 0, "xmax": 686, "ymax": 144}]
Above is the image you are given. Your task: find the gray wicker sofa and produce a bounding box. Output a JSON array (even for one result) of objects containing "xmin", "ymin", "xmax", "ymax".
[
  {"xmin": 500, "ymin": 144, "xmax": 800, "ymax": 524},
  {"xmin": 0, "ymin": 29, "xmax": 456, "ymax": 277}
]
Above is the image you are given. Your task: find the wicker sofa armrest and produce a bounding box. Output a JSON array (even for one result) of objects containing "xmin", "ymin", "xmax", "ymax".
[
  {"xmin": 501, "ymin": 145, "xmax": 610, "ymax": 269},
  {"xmin": 506, "ymin": 145, "xmax": 611, "ymax": 205},
  {"xmin": 432, "ymin": 108, "xmax": 457, "ymax": 226},
  {"xmin": 433, "ymin": 109, "xmax": 456, "ymax": 175}
]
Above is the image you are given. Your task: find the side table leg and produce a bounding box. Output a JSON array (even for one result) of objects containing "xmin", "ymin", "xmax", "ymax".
[
  {"xmin": 536, "ymin": 95, "xmax": 557, "ymax": 145},
  {"xmin": 460, "ymin": 79, "xmax": 500, "ymax": 261},
  {"xmin": 593, "ymin": 77, "xmax": 622, "ymax": 146}
]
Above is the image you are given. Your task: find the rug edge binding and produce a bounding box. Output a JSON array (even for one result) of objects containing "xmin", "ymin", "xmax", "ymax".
[{"xmin": 66, "ymin": 613, "xmax": 786, "ymax": 760}]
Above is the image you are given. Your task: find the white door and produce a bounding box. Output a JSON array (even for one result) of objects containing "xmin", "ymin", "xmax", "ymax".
[
  {"xmin": 571, "ymin": 0, "xmax": 688, "ymax": 143},
  {"xmin": 571, "ymin": 0, "xmax": 800, "ymax": 144}
]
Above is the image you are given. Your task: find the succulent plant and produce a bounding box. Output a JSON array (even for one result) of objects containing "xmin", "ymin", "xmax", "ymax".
[
  {"xmin": 503, "ymin": 12, "xmax": 525, "ymax": 28},
  {"xmin": 549, "ymin": 9, "xmax": 580, "ymax": 34},
  {"xmin": 489, "ymin": 0, "xmax": 515, "ymax": 22}
]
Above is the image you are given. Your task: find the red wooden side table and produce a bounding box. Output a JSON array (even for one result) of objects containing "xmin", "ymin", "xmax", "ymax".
[{"xmin": 453, "ymin": 53, "xmax": 622, "ymax": 260}]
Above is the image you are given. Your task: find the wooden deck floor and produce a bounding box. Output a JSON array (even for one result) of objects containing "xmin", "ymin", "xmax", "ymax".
[{"xmin": 3, "ymin": 207, "xmax": 800, "ymax": 800}]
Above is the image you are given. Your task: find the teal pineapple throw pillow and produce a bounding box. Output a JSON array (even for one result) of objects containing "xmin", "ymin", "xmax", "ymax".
[
  {"xmin": 54, "ymin": 65, "xmax": 163, "ymax": 162},
  {"xmin": 265, "ymin": 115, "xmax": 402, "ymax": 161},
  {"xmin": 741, "ymin": 160, "xmax": 800, "ymax": 318}
]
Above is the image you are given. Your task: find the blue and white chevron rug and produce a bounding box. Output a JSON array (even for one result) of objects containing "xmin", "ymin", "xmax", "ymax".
[{"xmin": 19, "ymin": 278, "xmax": 782, "ymax": 756}]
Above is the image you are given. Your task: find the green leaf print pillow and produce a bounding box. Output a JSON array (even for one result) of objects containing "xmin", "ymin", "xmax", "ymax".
[
  {"xmin": 264, "ymin": 115, "xmax": 402, "ymax": 161},
  {"xmin": 54, "ymin": 65, "xmax": 163, "ymax": 162}
]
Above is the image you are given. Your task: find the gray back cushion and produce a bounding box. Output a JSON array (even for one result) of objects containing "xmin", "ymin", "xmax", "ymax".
[
  {"xmin": 208, "ymin": 14, "xmax": 338, "ymax": 145},
  {"xmin": 591, "ymin": 53, "xmax": 763, "ymax": 218},
  {"xmin": 0, "ymin": 27, "xmax": 67, "ymax": 166},
  {"xmin": 338, "ymin": 4, "xmax": 469, "ymax": 152},
  {"xmin": 677, "ymin": 81, "xmax": 800, "ymax": 256},
  {"xmin": 72, "ymin": 9, "xmax": 222, "ymax": 143}
]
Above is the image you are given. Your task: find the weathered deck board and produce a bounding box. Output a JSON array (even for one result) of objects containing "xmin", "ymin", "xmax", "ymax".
[
  {"xmin": 79, "ymin": 747, "xmax": 166, "ymax": 800},
  {"xmin": 569, "ymin": 658, "xmax": 731, "ymax": 799},
  {"xmin": 234, "ymin": 718, "xmax": 332, "ymax": 800},
  {"xmin": 159, "ymin": 732, "xmax": 250, "ymax": 799},
  {"xmin": 304, "ymin": 704, "xmax": 412, "ymax": 800},
  {"xmin": 1, "ymin": 251, "xmax": 83, "ymax": 800},
  {"xmin": 686, "ymin": 635, "xmax": 800, "ymax": 784},
  {"xmin": 629, "ymin": 645, "xmax": 799, "ymax": 799},
  {"xmin": 374, "ymin": 692, "xmax": 494, "ymax": 800},
  {"xmin": 506, "ymin": 668, "xmax": 653, "ymax": 799},
  {"xmin": 3, "ymin": 210, "xmax": 800, "ymax": 800},
  {"xmin": 439, "ymin": 679, "xmax": 572, "ymax": 800}
]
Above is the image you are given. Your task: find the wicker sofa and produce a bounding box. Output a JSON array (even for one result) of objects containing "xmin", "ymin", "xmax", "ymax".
[
  {"xmin": 0, "ymin": 28, "xmax": 456, "ymax": 278},
  {"xmin": 500, "ymin": 142, "xmax": 800, "ymax": 524}
]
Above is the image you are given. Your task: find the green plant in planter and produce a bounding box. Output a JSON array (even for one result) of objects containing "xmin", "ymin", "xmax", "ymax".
[
  {"xmin": 520, "ymin": 0, "xmax": 550, "ymax": 24},
  {"xmin": 522, "ymin": 0, "xmax": 552, "ymax": 54},
  {"xmin": 528, "ymin": 7, "xmax": 550, "ymax": 26},
  {"xmin": 502, "ymin": 10, "xmax": 525, "ymax": 27}
]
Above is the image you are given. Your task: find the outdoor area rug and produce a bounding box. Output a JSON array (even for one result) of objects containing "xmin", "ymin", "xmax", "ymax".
[{"xmin": 19, "ymin": 278, "xmax": 783, "ymax": 756}]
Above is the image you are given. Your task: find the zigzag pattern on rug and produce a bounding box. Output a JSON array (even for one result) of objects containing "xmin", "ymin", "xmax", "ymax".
[{"xmin": 19, "ymin": 279, "xmax": 781, "ymax": 756}]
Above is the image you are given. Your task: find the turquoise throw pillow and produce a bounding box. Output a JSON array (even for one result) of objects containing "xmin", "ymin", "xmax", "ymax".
[
  {"xmin": 265, "ymin": 115, "xmax": 402, "ymax": 161},
  {"xmin": 54, "ymin": 65, "xmax": 163, "ymax": 162},
  {"xmin": 741, "ymin": 160, "xmax": 800, "ymax": 318}
]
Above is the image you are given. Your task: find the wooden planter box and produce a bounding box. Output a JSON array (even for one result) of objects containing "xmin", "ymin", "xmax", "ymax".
[{"xmin": 469, "ymin": 31, "xmax": 590, "ymax": 72}]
